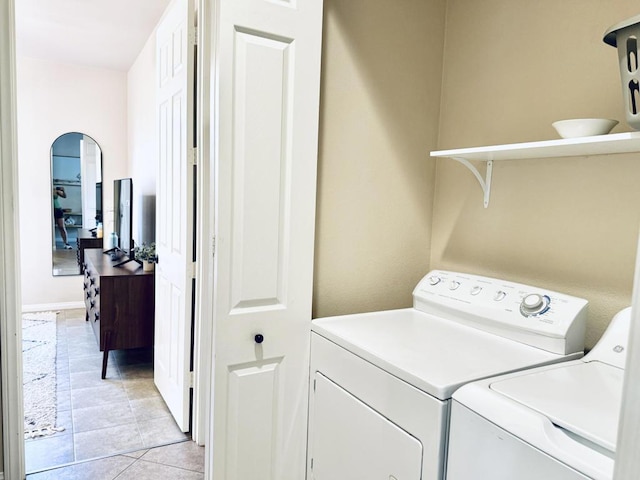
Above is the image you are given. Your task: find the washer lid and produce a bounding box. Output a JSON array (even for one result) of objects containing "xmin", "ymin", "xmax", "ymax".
[
  {"xmin": 312, "ymin": 308, "xmax": 568, "ymax": 400},
  {"xmin": 490, "ymin": 361, "xmax": 624, "ymax": 452}
]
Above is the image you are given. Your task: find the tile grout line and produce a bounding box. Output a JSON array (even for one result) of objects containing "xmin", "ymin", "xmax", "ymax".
[
  {"xmin": 112, "ymin": 455, "xmax": 141, "ymax": 480},
  {"xmin": 133, "ymin": 444, "xmax": 204, "ymax": 472},
  {"xmin": 66, "ymin": 312, "xmax": 93, "ymax": 465},
  {"xmin": 124, "ymin": 363, "xmax": 146, "ymax": 449},
  {"xmin": 65, "ymin": 312, "xmax": 79, "ymax": 465},
  {"xmin": 116, "ymin": 454, "xmax": 205, "ymax": 478}
]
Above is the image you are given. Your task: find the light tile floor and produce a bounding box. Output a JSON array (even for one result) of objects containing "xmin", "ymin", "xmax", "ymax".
[
  {"xmin": 25, "ymin": 309, "xmax": 191, "ymax": 474},
  {"xmin": 26, "ymin": 440, "xmax": 205, "ymax": 479}
]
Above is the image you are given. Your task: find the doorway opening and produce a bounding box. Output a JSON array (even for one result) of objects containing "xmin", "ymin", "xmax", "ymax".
[{"xmin": 15, "ymin": 0, "xmax": 201, "ymax": 475}]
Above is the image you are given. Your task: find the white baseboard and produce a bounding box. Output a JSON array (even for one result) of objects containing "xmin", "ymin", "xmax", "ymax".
[{"xmin": 21, "ymin": 301, "xmax": 85, "ymax": 313}]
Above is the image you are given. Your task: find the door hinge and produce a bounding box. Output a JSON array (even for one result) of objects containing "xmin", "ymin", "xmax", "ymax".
[
  {"xmin": 189, "ymin": 371, "xmax": 194, "ymax": 388},
  {"xmin": 188, "ymin": 146, "xmax": 197, "ymax": 166},
  {"xmin": 313, "ymin": 379, "xmax": 316, "ymax": 391},
  {"xmin": 212, "ymin": 236, "xmax": 216, "ymax": 257},
  {"xmin": 310, "ymin": 458, "xmax": 314, "ymax": 470},
  {"xmin": 190, "ymin": 261, "xmax": 197, "ymax": 279},
  {"xmin": 189, "ymin": 26, "xmax": 198, "ymax": 46}
]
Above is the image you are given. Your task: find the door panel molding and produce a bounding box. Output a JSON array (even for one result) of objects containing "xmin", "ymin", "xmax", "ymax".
[
  {"xmin": 230, "ymin": 28, "xmax": 294, "ymax": 312},
  {"xmin": 226, "ymin": 360, "xmax": 282, "ymax": 479}
]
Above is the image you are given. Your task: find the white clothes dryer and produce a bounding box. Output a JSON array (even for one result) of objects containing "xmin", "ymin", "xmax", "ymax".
[
  {"xmin": 446, "ymin": 307, "xmax": 631, "ymax": 480},
  {"xmin": 306, "ymin": 270, "xmax": 589, "ymax": 480}
]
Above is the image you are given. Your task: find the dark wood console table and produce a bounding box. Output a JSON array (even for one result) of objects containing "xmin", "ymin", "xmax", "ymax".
[
  {"xmin": 76, "ymin": 229, "xmax": 103, "ymax": 273},
  {"xmin": 82, "ymin": 248, "xmax": 155, "ymax": 378}
]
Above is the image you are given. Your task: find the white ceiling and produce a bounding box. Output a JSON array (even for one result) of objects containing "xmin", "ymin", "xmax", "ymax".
[{"xmin": 15, "ymin": 0, "xmax": 173, "ymax": 71}]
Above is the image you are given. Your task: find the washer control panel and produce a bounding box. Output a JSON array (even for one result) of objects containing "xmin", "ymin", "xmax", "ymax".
[{"xmin": 413, "ymin": 270, "xmax": 588, "ymax": 355}]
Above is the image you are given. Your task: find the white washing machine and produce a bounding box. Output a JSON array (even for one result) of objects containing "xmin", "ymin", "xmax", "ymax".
[
  {"xmin": 446, "ymin": 307, "xmax": 630, "ymax": 480},
  {"xmin": 306, "ymin": 270, "xmax": 589, "ymax": 480}
]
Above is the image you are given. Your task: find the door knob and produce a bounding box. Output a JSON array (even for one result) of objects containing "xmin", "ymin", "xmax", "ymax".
[{"xmin": 254, "ymin": 334, "xmax": 264, "ymax": 344}]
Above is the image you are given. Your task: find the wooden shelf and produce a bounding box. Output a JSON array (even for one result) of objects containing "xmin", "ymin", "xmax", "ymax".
[{"xmin": 430, "ymin": 131, "xmax": 640, "ymax": 207}]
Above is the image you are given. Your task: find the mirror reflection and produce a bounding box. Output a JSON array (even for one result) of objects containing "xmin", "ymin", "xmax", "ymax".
[{"xmin": 51, "ymin": 132, "xmax": 103, "ymax": 276}]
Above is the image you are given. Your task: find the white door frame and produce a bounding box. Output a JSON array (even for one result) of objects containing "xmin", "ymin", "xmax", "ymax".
[
  {"xmin": 0, "ymin": 0, "xmax": 215, "ymax": 475},
  {"xmin": 192, "ymin": 0, "xmax": 215, "ymax": 447},
  {"xmin": 200, "ymin": 0, "xmax": 216, "ymax": 473},
  {"xmin": 0, "ymin": 1, "xmax": 26, "ymax": 479}
]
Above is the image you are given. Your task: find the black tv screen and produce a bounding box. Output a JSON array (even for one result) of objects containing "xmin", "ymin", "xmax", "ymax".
[
  {"xmin": 113, "ymin": 178, "xmax": 133, "ymax": 256},
  {"xmin": 95, "ymin": 181, "xmax": 102, "ymax": 224}
]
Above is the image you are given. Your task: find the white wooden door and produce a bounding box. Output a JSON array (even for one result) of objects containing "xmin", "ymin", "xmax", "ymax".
[
  {"xmin": 155, "ymin": 0, "xmax": 195, "ymax": 432},
  {"xmin": 211, "ymin": 0, "xmax": 324, "ymax": 479}
]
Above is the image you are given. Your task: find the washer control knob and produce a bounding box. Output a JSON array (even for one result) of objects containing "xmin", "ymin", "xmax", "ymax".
[
  {"xmin": 493, "ymin": 290, "xmax": 507, "ymax": 302},
  {"xmin": 449, "ymin": 281, "xmax": 461, "ymax": 290},
  {"xmin": 523, "ymin": 294, "xmax": 543, "ymax": 310},
  {"xmin": 428, "ymin": 276, "xmax": 441, "ymax": 286},
  {"xmin": 520, "ymin": 293, "xmax": 550, "ymax": 317},
  {"xmin": 470, "ymin": 286, "xmax": 483, "ymax": 296}
]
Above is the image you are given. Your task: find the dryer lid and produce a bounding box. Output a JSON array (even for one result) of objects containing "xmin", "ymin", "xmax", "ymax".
[
  {"xmin": 490, "ymin": 361, "xmax": 624, "ymax": 452},
  {"xmin": 312, "ymin": 308, "xmax": 569, "ymax": 400}
]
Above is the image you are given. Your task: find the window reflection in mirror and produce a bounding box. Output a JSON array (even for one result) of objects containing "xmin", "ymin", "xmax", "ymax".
[{"xmin": 51, "ymin": 132, "xmax": 103, "ymax": 276}]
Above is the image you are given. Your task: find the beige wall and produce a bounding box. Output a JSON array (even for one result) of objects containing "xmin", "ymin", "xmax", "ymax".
[
  {"xmin": 313, "ymin": 0, "xmax": 446, "ymax": 318},
  {"xmin": 433, "ymin": 0, "xmax": 640, "ymax": 348}
]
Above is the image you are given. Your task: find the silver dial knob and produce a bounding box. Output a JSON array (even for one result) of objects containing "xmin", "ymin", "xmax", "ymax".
[
  {"xmin": 520, "ymin": 293, "xmax": 550, "ymax": 317},
  {"xmin": 523, "ymin": 294, "xmax": 543, "ymax": 310}
]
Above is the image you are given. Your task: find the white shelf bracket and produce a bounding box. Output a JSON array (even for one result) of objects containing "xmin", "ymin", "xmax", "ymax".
[{"xmin": 451, "ymin": 157, "xmax": 493, "ymax": 208}]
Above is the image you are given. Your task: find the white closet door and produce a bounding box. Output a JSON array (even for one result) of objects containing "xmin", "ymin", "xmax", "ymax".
[
  {"xmin": 211, "ymin": 0, "xmax": 324, "ymax": 479},
  {"xmin": 155, "ymin": 0, "xmax": 195, "ymax": 432}
]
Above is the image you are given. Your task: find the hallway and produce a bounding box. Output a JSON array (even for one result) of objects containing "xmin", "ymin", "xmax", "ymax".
[{"xmin": 25, "ymin": 309, "xmax": 190, "ymax": 473}]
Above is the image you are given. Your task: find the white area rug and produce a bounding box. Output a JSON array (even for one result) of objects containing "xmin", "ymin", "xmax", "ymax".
[{"xmin": 23, "ymin": 311, "xmax": 64, "ymax": 438}]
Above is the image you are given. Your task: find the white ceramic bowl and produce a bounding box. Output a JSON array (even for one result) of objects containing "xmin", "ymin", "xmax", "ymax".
[{"xmin": 552, "ymin": 118, "xmax": 618, "ymax": 138}]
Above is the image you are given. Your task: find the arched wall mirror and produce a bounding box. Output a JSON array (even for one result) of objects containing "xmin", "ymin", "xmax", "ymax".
[{"xmin": 51, "ymin": 132, "xmax": 103, "ymax": 276}]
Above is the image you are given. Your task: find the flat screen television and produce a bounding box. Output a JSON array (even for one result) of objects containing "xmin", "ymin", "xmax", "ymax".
[
  {"xmin": 95, "ymin": 181, "xmax": 102, "ymax": 225},
  {"xmin": 108, "ymin": 178, "xmax": 139, "ymax": 267}
]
